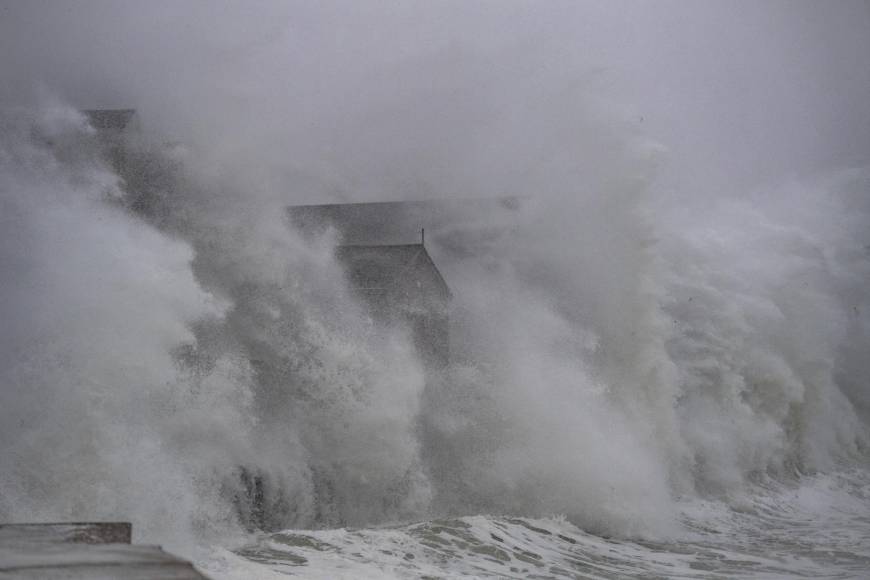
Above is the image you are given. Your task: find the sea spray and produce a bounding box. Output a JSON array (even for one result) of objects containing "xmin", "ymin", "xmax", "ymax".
[
  {"xmin": 3, "ymin": 95, "xmax": 869, "ymax": 554},
  {"xmin": 0, "ymin": 104, "xmax": 436, "ymax": 546},
  {"xmin": 1, "ymin": 4, "xmax": 868, "ymax": 577},
  {"xmin": 0, "ymin": 107, "xmax": 253, "ymax": 546},
  {"xmin": 659, "ymin": 170, "xmax": 870, "ymax": 493}
]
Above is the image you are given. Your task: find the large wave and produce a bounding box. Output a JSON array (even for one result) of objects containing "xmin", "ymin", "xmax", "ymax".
[{"xmin": 0, "ymin": 98, "xmax": 867, "ymax": 556}]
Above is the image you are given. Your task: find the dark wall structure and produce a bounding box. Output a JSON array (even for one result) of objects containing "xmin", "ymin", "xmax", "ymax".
[
  {"xmin": 288, "ymin": 201, "xmax": 459, "ymax": 370},
  {"xmin": 83, "ymin": 109, "xmax": 139, "ymax": 133},
  {"xmin": 288, "ymin": 198, "xmax": 521, "ymax": 247},
  {"xmin": 337, "ymin": 243, "xmax": 451, "ymax": 369},
  {"xmin": 83, "ymin": 109, "xmax": 140, "ymax": 173},
  {"xmin": 287, "ymin": 199, "xmax": 524, "ymax": 370}
]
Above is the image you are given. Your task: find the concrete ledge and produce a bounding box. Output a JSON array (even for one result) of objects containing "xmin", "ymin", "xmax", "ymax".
[
  {"xmin": 0, "ymin": 523, "xmax": 132, "ymax": 545},
  {"xmin": 0, "ymin": 523, "xmax": 210, "ymax": 579}
]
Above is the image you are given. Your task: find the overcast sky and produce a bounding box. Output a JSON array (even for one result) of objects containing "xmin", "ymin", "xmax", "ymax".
[{"xmin": 1, "ymin": 1, "xmax": 868, "ymax": 196}]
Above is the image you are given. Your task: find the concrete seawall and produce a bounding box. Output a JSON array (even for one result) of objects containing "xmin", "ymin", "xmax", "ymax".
[{"xmin": 0, "ymin": 522, "xmax": 210, "ymax": 579}]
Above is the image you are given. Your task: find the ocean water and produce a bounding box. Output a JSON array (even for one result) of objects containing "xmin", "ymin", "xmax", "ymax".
[
  {"xmin": 1, "ymin": 103, "xmax": 868, "ymax": 579},
  {"xmin": 202, "ymin": 468, "xmax": 870, "ymax": 579}
]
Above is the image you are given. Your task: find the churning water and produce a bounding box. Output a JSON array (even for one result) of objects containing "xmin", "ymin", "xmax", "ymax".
[
  {"xmin": 213, "ymin": 469, "xmax": 870, "ymax": 578},
  {"xmin": 1, "ymin": 91, "xmax": 868, "ymax": 579}
]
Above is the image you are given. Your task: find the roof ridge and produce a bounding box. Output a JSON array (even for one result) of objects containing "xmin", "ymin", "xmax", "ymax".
[{"xmin": 336, "ymin": 243, "xmax": 423, "ymax": 249}]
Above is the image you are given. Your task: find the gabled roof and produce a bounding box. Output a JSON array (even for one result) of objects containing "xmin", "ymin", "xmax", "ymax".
[
  {"xmin": 288, "ymin": 198, "xmax": 523, "ymax": 245},
  {"xmin": 336, "ymin": 243, "xmax": 452, "ymax": 300},
  {"xmin": 83, "ymin": 109, "xmax": 138, "ymax": 131}
]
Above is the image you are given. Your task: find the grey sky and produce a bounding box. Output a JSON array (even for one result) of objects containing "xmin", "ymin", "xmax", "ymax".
[{"xmin": 1, "ymin": 1, "xmax": 868, "ymax": 196}]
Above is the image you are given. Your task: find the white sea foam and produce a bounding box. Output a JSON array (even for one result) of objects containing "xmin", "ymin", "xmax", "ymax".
[
  {"xmin": 2, "ymin": 94, "xmax": 869, "ymax": 558},
  {"xmin": 197, "ymin": 466, "xmax": 870, "ymax": 579},
  {"xmin": 2, "ymin": 6, "xmax": 869, "ymax": 569}
]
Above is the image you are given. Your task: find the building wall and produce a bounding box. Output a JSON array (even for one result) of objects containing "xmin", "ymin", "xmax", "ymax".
[{"xmin": 341, "ymin": 252, "xmax": 450, "ymax": 369}]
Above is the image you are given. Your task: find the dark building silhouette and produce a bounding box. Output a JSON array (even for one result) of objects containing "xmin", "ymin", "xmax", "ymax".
[
  {"xmin": 337, "ymin": 243, "xmax": 451, "ymax": 368},
  {"xmin": 288, "ymin": 198, "xmax": 524, "ymax": 368},
  {"xmin": 82, "ymin": 109, "xmax": 140, "ymax": 173},
  {"xmin": 82, "ymin": 109, "xmax": 139, "ymax": 133},
  {"xmin": 288, "ymin": 198, "xmax": 521, "ymax": 246},
  {"xmin": 288, "ymin": 201, "xmax": 469, "ymax": 368}
]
